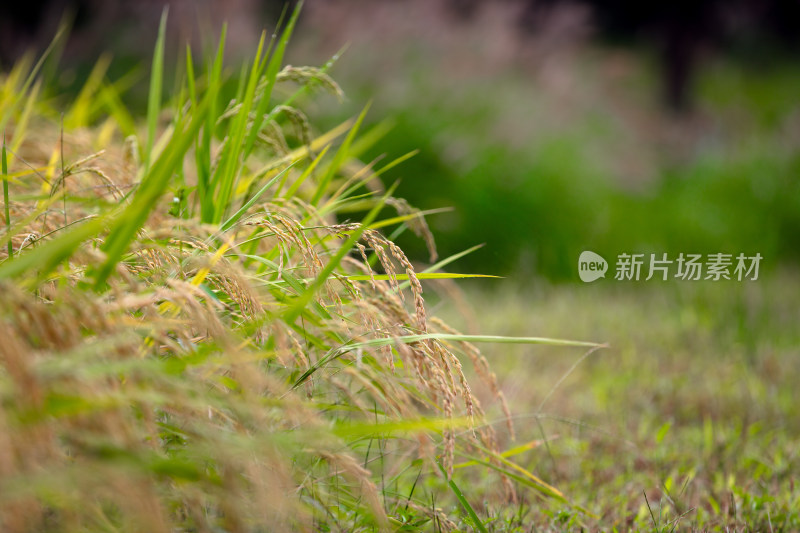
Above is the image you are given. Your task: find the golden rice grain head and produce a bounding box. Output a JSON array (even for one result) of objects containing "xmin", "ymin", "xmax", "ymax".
[
  {"xmin": 385, "ymin": 238, "xmax": 427, "ymax": 333},
  {"xmin": 386, "ymin": 197, "xmax": 438, "ymax": 262}
]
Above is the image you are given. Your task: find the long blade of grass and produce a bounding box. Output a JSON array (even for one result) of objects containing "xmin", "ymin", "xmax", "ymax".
[
  {"xmin": 279, "ymin": 145, "xmax": 330, "ymax": 199},
  {"xmin": 252, "ymin": 119, "xmax": 353, "ymax": 178},
  {"xmin": 343, "ymin": 119, "xmax": 393, "ymax": 169},
  {"xmin": 197, "ymin": 25, "xmax": 227, "ymax": 221},
  {"xmin": 20, "ymin": 20, "xmax": 68, "ymax": 96},
  {"xmin": 63, "ymin": 54, "xmax": 111, "ymax": 129},
  {"xmin": 0, "ymin": 216, "xmax": 107, "ymax": 281},
  {"xmin": 2, "ymin": 137, "xmax": 10, "ymax": 257},
  {"xmin": 310, "ymin": 104, "xmax": 370, "ymax": 206},
  {"xmin": 0, "ymin": 23, "xmax": 66, "ymax": 133},
  {"xmin": 395, "ymin": 244, "xmax": 486, "ymax": 291},
  {"xmin": 454, "ymin": 438, "xmax": 551, "ymax": 469},
  {"xmin": 99, "ymin": 82, "xmax": 137, "ymax": 138},
  {"xmin": 0, "ymin": 55, "xmax": 31, "ymax": 126},
  {"xmin": 293, "ymin": 332, "xmax": 601, "ymax": 389},
  {"xmin": 144, "ymin": 8, "xmax": 168, "ymax": 172},
  {"xmin": 251, "ymin": 272, "xmax": 495, "ymax": 291},
  {"xmin": 241, "ymin": 0, "xmax": 303, "ymax": 159},
  {"xmin": 436, "ymin": 461, "xmax": 489, "ymax": 533},
  {"xmin": 210, "ymin": 30, "xmax": 270, "ymax": 223},
  {"xmin": 219, "ymin": 162, "xmax": 295, "ymax": 232},
  {"xmin": 94, "ymin": 95, "xmax": 210, "ymax": 288},
  {"xmin": 329, "ymin": 417, "xmax": 473, "ymax": 440},
  {"xmin": 185, "ymin": 45, "xmax": 196, "ymax": 108},
  {"xmin": 462, "ymin": 453, "xmax": 564, "ymax": 500},
  {"xmin": 375, "ymin": 149, "xmax": 419, "ymax": 176},
  {"xmin": 9, "ymin": 80, "xmax": 41, "ymax": 158},
  {"xmin": 356, "ymin": 207, "xmax": 451, "ymax": 229},
  {"xmin": 470, "ymin": 441, "xmax": 564, "ymax": 497},
  {"xmin": 339, "ymin": 273, "xmax": 498, "ymax": 282},
  {"xmin": 376, "ymin": 333, "xmax": 602, "ymax": 348}
]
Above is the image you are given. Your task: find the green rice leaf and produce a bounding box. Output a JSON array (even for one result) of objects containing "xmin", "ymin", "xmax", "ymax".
[{"xmin": 144, "ymin": 8, "xmax": 168, "ymax": 172}]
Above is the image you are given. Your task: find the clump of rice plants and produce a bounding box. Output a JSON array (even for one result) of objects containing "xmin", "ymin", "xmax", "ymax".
[{"xmin": 0, "ymin": 7, "xmax": 597, "ymax": 531}]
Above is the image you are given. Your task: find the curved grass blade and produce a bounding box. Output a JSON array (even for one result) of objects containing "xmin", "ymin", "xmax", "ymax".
[
  {"xmin": 252, "ymin": 119, "xmax": 352, "ymax": 177},
  {"xmin": 241, "ymin": 0, "xmax": 303, "ymax": 159},
  {"xmin": 197, "ymin": 25, "xmax": 227, "ymax": 221},
  {"xmin": 374, "ymin": 148, "xmax": 419, "ymax": 176},
  {"xmin": 278, "ymin": 144, "xmax": 330, "ymax": 199},
  {"xmin": 338, "ymin": 273, "xmax": 499, "ymax": 282},
  {"xmin": 469, "ymin": 441, "xmax": 564, "ymax": 499},
  {"xmin": 144, "ymin": 8, "xmax": 168, "ymax": 172},
  {"xmin": 366, "ymin": 207, "xmax": 452, "ymax": 229},
  {"xmin": 392, "ymin": 244, "xmax": 486, "ymax": 291},
  {"xmin": 347, "ymin": 333, "xmax": 603, "ymax": 350},
  {"xmin": 0, "ymin": 216, "xmax": 106, "ymax": 282},
  {"xmin": 330, "ymin": 417, "xmax": 473, "ymax": 440},
  {"xmin": 2, "ymin": 138, "xmax": 10, "ymax": 257},
  {"xmin": 310, "ymin": 104, "xmax": 370, "ymax": 206},
  {"xmin": 94, "ymin": 96, "xmax": 210, "ymax": 288},
  {"xmin": 219, "ymin": 162, "xmax": 296, "ymax": 232},
  {"xmin": 293, "ymin": 333, "xmax": 601, "ymax": 389},
  {"xmin": 454, "ymin": 438, "xmax": 552, "ymax": 469},
  {"xmin": 437, "ymin": 460, "xmax": 489, "ymax": 533},
  {"xmin": 210, "ymin": 31, "xmax": 269, "ymax": 223}
]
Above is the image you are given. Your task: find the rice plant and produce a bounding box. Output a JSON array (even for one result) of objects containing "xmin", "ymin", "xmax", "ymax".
[{"xmin": 0, "ymin": 6, "xmax": 598, "ymax": 531}]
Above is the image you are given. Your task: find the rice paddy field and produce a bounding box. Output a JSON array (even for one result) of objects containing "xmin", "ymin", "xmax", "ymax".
[{"xmin": 1, "ymin": 2, "xmax": 799, "ymax": 531}]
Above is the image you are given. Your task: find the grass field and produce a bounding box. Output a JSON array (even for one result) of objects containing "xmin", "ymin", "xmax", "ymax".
[
  {"xmin": 436, "ymin": 274, "xmax": 800, "ymax": 530},
  {"xmin": 1, "ymin": 5, "xmax": 798, "ymax": 532}
]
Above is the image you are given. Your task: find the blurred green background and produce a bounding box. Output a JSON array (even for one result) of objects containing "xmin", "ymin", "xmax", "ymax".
[{"xmin": 287, "ymin": 1, "xmax": 800, "ymax": 280}]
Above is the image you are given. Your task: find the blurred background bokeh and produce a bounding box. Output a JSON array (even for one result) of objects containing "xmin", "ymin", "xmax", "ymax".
[{"xmin": 3, "ymin": 0, "xmax": 799, "ymax": 281}]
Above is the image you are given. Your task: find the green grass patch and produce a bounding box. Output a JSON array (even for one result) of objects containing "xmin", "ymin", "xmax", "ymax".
[{"xmin": 439, "ymin": 275, "xmax": 800, "ymax": 530}]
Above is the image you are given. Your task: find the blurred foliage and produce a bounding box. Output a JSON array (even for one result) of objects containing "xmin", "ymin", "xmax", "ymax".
[{"xmin": 311, "ymin": 54, "xmax": 800, "ymax": 280}]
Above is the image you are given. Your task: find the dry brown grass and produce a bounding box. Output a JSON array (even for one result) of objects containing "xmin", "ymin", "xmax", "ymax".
[{"xmin": 0, "ymin": 108, "xmax": 519, "ymax": 531}]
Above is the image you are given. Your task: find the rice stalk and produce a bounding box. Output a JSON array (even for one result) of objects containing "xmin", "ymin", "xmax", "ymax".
[{"xmin": 0, "ymin": 10, "xmax": 601, "ymax": 531}]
